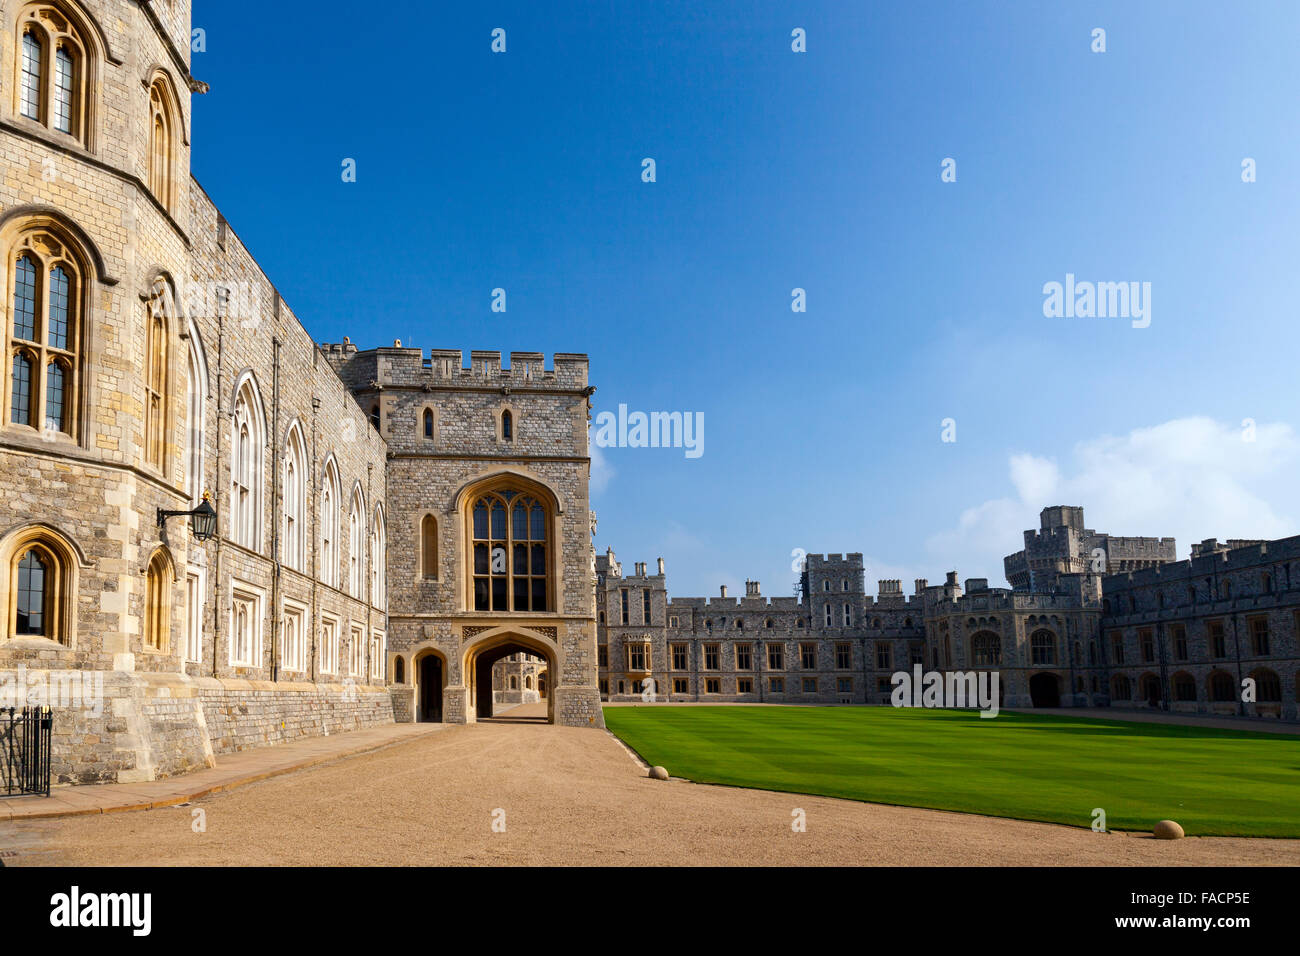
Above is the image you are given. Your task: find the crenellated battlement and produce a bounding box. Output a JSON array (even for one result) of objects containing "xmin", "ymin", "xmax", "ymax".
[
  {"xmin": 318, "ymin": 342, "xmax": 590, "ymax": 390},
  {"xmin": 1103, "ymin": 534, "xmax": 1300, "ymax": 592},
  {"xmin": 806, "ymin": 553, "xmax": 864, "ymax": 568}
]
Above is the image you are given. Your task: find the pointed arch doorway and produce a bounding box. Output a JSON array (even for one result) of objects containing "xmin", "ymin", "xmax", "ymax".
[
  {"xmin": 463, "ymin": 629, "xmax": 557, "ymax": 724},
  {"xmin": 415, "ymin": 650, "xmax": 445, "ymax": 723}
]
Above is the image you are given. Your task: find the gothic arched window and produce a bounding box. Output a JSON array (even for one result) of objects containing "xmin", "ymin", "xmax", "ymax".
[
  {"xmin": 370, "ymin": 506, "xmax": 386, "ymax": 610},
  {"xmin": 144, "ymin": 549, "xmax": 171, "ymax": 651},
  {"xmin": 1030, "ymin": 629, "xmax": 1057, "ymax": 665},
  {"xmin": 5, "ymin": 529, "xmax": 77, "ymax": 645},
  {"xmin": 348, "ymin": 487, "xmax": 364, "ymax": 597},
  {"xmin": 320, "ymin": 458, "xmax": 341, "ymax": 588},
  {"xmin": 147, "ymin": 77, "xmax": 177, "ymax": 211},
  {"xmin": 282, "ymin": 424, "xmax": 307, "ymax": 571},
  {"xmin": 15, "ymin": 546, "xmax": 50, "ymax": 636},
  {"xmin": 469, "ymin": 488, "xmax": 549, "ymax": 612},
  {"xmin": 16, "ymin": 4, "xmax": 94, "ymax": 145},
  {"xmin": 7, "ymin": 232, "xmax": 83, "ymax": 436},
  {"xmin": 19, "ymin": 29, "xmax": 42, "ymax": 120},
  {"xmin": 230, "ymin": 376, "xmax": 265, "ymax": 551},
  {"xmin": 143, "ymin": 284, "xmax": 171, "ymax": 471},
  {"xmin": 184, "ymin": 329, "xmax": 206, "ymax": 504},
  {"xmin": 971, "ymin": 632, "xmax": 1001, "ymax": 666},
  {"xmin": 421, "ymin": 514, "xmax": 438, "ymax": 580}
]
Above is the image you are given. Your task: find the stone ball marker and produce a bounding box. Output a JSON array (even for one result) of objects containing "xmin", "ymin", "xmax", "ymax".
[
  {"xmin": 1153, "ymin": 820, "xmax": 1185, "ymax": 840},
  {"xmin": 648, "ymin": 766, "xmax": 669, "ymax": 780}
]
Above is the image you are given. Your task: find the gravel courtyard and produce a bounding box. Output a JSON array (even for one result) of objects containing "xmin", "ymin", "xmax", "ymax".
[{"xmin": 3, "ymin": 710, "xmax": 1297, "ymax": 866}]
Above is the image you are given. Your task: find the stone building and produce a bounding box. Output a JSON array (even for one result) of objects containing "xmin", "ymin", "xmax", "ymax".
[
  {"xmin": 0, "ymin": 0, "xmax": 601, "ymax": 787},
  {"xmin": 1004, "ymin": 505, "xmax": 1176, "ymax": 591},
  {"xmin": 600, "ymin": 508, "xmax": 1300, "ymax": 721}
]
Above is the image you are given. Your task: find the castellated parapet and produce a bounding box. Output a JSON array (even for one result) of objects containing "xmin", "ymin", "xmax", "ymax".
[{"xmin": 1005, "ymin": 505, "xmax": 1176, "ymax": 591}]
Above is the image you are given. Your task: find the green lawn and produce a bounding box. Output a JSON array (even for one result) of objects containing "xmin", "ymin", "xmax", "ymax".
[{"xmin": 603, "ymin": 705, "xmax": 1300, "ymax": 837}]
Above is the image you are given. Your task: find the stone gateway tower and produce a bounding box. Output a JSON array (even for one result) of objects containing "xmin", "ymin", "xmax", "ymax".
[
  {"xmin": 327, "ymin": 344, "xmax": 604, "ymax": 729},
  {"xmin": 0, "ymin": 0, "xmax": 603, "ymax": 788}
]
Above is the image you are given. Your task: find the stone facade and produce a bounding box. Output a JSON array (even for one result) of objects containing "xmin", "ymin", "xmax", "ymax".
[
  {"xmin": 600, "ymin": 508, "xmax": 1300, "ymax": 721},
  {"xmin": 0, "ymin": 0, "xmax": 601, "ymax": 787}
]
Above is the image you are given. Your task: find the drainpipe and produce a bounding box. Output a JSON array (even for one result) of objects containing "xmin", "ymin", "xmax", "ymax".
[
  {"xmin": 1230, "ymin": 610, "xmax": 1245, "ymax": 717},
  {"xmin": 366, "ymin": 460, "xmax": 373, "ymax": 687},
  {"xmin": 210, "ymin": 294, "xmax": 225, "ymax": 679},
  {"xmin": 310, "ymin": 394, "xmax": 320, "ymax": 681},
  {"xmin": 270, "ymin": 335, "xmax": 281, "ymax": 682}
]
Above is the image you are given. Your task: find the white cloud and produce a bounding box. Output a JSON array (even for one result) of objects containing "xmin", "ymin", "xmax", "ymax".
[
  {"xmin": 590, "ymin": 443, "xmax": 614, "ymax": 495},
  {"xmin": 926, "ymin": 417, "xmax": 1300, "ymax": 585}
]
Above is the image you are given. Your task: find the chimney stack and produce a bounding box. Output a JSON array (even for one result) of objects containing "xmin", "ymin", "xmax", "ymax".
[
  {"xmin": 914, "ymin": 578, "xmax": 928, "ymax": 594},
  {"xmin": 657, "ymin": 557, "xmax": 665, "ymax": 575},
  {"xmin": 745, "ymin": 580, "xmax": 761, "ymax": 597},
  {"xmin": 720, "ymin": 585, "xmax": 728, "ymax": 598}
]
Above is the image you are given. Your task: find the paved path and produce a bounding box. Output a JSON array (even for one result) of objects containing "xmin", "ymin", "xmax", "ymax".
[
  {"xmin": 0, "ymin": 722, "xmax": 440, "ymax": 821},
  {"xmin": 2, "ymin": 721, "xmax": 1296, "ymax": 867}
]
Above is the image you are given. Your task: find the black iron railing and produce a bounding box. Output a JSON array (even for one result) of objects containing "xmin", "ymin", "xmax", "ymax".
[{"xmin": 0, "ymin": 707, "xmax": 52, "ymax": 798}]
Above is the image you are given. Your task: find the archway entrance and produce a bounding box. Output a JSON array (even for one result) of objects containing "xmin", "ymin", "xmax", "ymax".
[
  {"xmin": 464, "ymin": 633, "xmax": 556, "ymax": 724},
  {"xmin": 1029, "ymin": 672, "xmax": 1060, "ymax": 708},
  {"xmin": 417, "ymin": 654, "xmax": 444, "ymax": 723},
  {"xmin": 537, "ymin": 669, "xmax": 548, "ymax": 700},
  {"xmin": 1140, "ymin": 673, "xmax": 1162, "ymax": 707}
]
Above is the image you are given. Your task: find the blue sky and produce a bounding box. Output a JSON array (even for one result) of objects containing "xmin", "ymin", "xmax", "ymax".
[{"xmin": 191, "ymin": 0, "xmax": 1300, "ymax": 598}]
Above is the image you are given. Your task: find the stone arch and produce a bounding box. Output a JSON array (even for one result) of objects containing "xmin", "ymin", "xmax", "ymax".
[
  {"xmin": 1171, "ymin": 670, "xmax": 1197, "ymax": 703},
  {"xmin": 1138, "ymin": 672, "xmax": 1162, "ymax": 707},
  {"xmin": 1249, "ymin": 667, "xmax": 1282, "ymax": 717},
  {"xmin": 411, "ymin": 645, "xmax": 448, "ymax": 723},
  {"xmin": 144, "ymin": 64, "xmax": 188, "ymax": 145},
  {"xmin": 419, "ymin": 402, "xmax": 438, "ymax": 442},
  {"xmin": 1028, "ymin": 671, "xmax": 1061, "ymax": 708},
  {"xmin": 1207, "ymin": 669, "xmax": 1236, "ymax": 704},
  {"xmin": 455, "ymin": 472, "xmax": 562, "ymax": 614},
  {"xmin": 1110, "ymin": 673, "xmax": 1132, "ymax": 702},
  {"xmin": 0, "ymin": 205, "xmax": 114, "ymax": 283},
  {"xmin": 415, "ymin": 510, "xmax": 438, "ymax": 582},
  {"xmin": 0, "ymin": 521, "xmax": 87, "ymax": 647},
  {"xmin": 461, "ymin": 626, "xmax": 559, "ymax": 724},
  {"xmin": 143, "ymin": 545, "xmax": 176, "ymax": 652}
]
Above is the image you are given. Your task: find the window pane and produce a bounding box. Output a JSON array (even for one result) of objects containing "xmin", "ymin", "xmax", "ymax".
[
  {"xmin": 531, "ymin": 544, "xmax": 545, "ymax": 575},
  {"xmin": 491, "ymin": 577, "xmax": 506, "ymax": 611},
  {"xmin": 473, "ymin": 542, "xmax": 488, "ymax": 575},
  {"xmin": 11, "ymin": 353, "xmax": 33, "ymax": 425},
  {"xmin": 20, "ymin": 32, "xmax": 41, "ymax": 120},
  {"xmin": 16, "ymin": 549, "xmax": 47, "ymax": 635},
  {"xmin": 513, "ymin": 543, "xmax": 526, "ymax": 574},
  {"xmin": 54, "ymin": 46, "xmax": 73, "ymax": 133},
  {"xmin": 14, "ymin": 255, "xmax": 37, "ymax": 341},
  {"xmin": 474, "ymin": 578, "xmax": 489, "ymax": 611},
  {"xmin": 490, "ymin": 502, "xmax": 505, "ymax": 539},
  {"xmin": 45, "ymin": 361, "xmax": 64, "ymax": 431},
  {"xmin": 530, "ymin": 505, "xmax": 544, "ymax": 540},
  {"xmin": 473, "ymin": 502, "xmax": 487, "ymax": 539},
  {"xmin": 512, "ymin": 504, "xmax": 526, "ymax": 539},
  {"xmin": 513, "ymin": 577, "xmax": 528, "ymax": 610},
  {"xmin": 531, "ymin": 578, "xmax": 546, "ymax": 612}
]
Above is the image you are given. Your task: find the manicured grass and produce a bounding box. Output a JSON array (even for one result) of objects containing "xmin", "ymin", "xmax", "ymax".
[{"xmin": 603, "ymin": 706, "xmax": 1300, "ymax": 837}]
